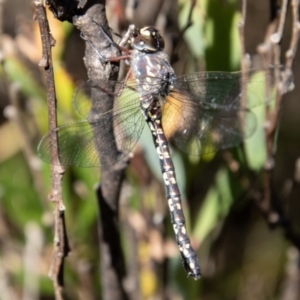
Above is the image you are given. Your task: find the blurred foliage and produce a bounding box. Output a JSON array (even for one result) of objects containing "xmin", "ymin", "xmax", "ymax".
[{"xmin": 0, "ymin": 0, "xmax": 299, "ymax": 300}]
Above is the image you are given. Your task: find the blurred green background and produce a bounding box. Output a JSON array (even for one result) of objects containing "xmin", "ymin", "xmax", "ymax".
[{"xmin": 0, "ymin": 0, "xmax": 299, "ymax": 299}]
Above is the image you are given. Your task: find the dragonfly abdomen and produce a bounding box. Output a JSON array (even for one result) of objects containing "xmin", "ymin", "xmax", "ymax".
[{"xmin": 145, "ymin": 100, "xmax": 201, "ymax": 279}]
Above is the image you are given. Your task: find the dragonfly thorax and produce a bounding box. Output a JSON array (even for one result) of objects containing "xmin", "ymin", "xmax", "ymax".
[{"xmin": 130, "ymin": 50, "xmax": 176, "ymax": 102}]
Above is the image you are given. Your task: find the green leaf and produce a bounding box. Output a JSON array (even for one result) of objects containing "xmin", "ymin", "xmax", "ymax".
[
  {"xmin": 193, "ymin": 183, "xmax": 219, "ymax": 243},
  {"xmin": 244, "ymin": 71, "xmax": 272, "ymax": 171},
  {"xmin": 178, "ymin": 0, "xmax": 205, "ymax": 58},
  {"xmin": 193, "ymin": 168, "xmax": 233, "ymax": 242},
  {"xmin": 216, "ymin": 168, "xmax": 233, "ymax": 216},
  {"xmin": 3, "ymin": 57, "xmax": 45, "ymax": 99},
  {"xmin": 203, "ymin": 0, "xmax": 240, "ymax": 71}
]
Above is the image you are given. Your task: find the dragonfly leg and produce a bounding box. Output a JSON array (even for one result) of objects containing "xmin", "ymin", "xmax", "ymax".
[
  {"xmin": 97, "ymin": 23, "xmax": 134, "ymax": 50},
  {"xmin": 80, "ymin": 32, "xmax": 109, "ymax": 62},
  {"xmin": 81, "ymin": 22, "xmax": 133, "ymax": 62},
  {"xmin": 90, "ymin": 22, "xmax": 137, "ymax": 60}
]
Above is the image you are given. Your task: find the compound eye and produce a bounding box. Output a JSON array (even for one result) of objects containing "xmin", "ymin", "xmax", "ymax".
[{"xmin": 131, "ymin": 28, "xmax": 140, "ymax": 37}]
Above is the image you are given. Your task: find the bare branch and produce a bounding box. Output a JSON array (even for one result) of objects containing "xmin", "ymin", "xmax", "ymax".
[
  {"xmin": 72, "ymin": 3, "xmax": 129, "ymax": 299},
  {"xmin": 238, "ymin": 0, "xmax": 251, "ymax": 73},
  {"xmin": 238, "ymin": 0, "xmax": 251, "ymax": 112},
  {"xmin": 34, "ymin": 3, "xmax": 70, "ymax": 299},
  {"xmin": 279, "ymin": 247, "xmax": 300, "ymax": 300},
  {"xmin": 253, "ymin": 0, "xmax": 300, "ymax": 257},
  {"xmin": 282, "ymin": 0, "xmax": 300, "ymax": 87}
]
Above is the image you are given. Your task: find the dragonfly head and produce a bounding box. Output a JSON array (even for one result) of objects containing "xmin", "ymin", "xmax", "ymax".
[{"xmin": 130, "ymin": 26, "xmax": 165, "ymax": 53}]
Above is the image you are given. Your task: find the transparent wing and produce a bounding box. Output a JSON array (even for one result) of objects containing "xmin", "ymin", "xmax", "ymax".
[
  {"xmin": 175, "ymin": 68, "xmax": 273, "ymax": 108},
  {"xmin": 39, "ymin": 68, "xmax": 274, "ymax": 166},
  {"xmin": 73, "ymin": 79, "xmax": 141, "ymax": 119},
  {"xmin": 38, "ymin": 81, "xmax": 146, "ymax": 167},
  {"xmin": 162, "ymin": 68, "xmax": 271, "ymax": 155}
]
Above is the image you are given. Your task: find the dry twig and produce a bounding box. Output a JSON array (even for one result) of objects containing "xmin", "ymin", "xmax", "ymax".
[
  {"xmin": 254, "ymin": 0, "xmax": 300, "ymax": 255},
  {"xmin": 235, "ymin": 0, "xmax": 300, "ymax": 272},
  {"xmin": 46, "ymin": 0, "xmax": 129, "ymax": 299},
  {"xmin": 34, "ymin": 2, "xmax": 70, "ymax": 299}
]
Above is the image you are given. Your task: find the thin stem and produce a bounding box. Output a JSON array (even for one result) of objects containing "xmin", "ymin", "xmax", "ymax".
[
  {"xmin": 253, "ymin": 0, "xmax": 300, "ymax": 258},
  {"xmin": 238, "ymin": 0, "xmax": 250, "ymax": 109},
  {"xmin": 34, "ymin": 3, "xmax": 70, "ymax": 299}
]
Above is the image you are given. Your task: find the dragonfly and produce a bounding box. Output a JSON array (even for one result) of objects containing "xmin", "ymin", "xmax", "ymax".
[{"xmin": 38, "ymin": 24, "xmax": 274, "ymax": 280}]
